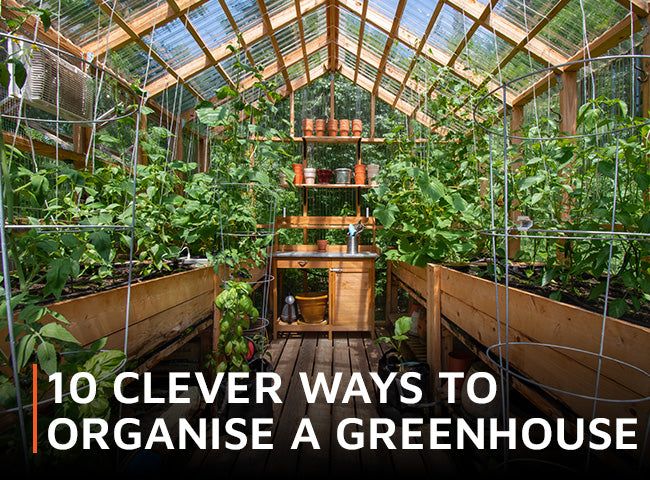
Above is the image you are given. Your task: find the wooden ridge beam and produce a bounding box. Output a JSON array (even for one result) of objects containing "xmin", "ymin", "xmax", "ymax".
[
  {"xmin": 353, "ymin": 0, "xmax": 369, "ymax": 83},
  {"xmin": 512, "ymin": 14, "xmax": 641, "ymax": 107},
  {"xmin": 294, "ymin": 0, "xmax": 312, "ymax": 83},
  {"xmin": 393, "ymin": 1, "xmax": 443, "ymax": 107},
  {"xmin": 217, "ymin": 0, "xmax": 258, "ymax": 75},
  {"xmin": 145, "ymin": 0, "xmax": 326, "ymax": 96},
  {"xmin": 327, "ymin": 0, "xmax": 340, "ymax": 71},
  {"xmin": 93, "ymin": 0, "xmax": 204, "ymax": 100},
  {"xmin": 256, "ymin": 0, "xmax": 292, "ymax": 92},
  {"xmin": 168, "ymin": 0, "xmax": 235, "ymax": 88},
  {"xmin": 442, "ymin": 0, "xmax": 567, "ymax": 67},
  {"xmin": 84, "ymin": 0, "xmax": 208, "ymax": 55},
  {"xmin": 372, "ymin": 0, "xmax": 408, "ymax": 95},
  {"xmin": 448, "ymin": 0, "xmax": 499, "ymax": 67}
]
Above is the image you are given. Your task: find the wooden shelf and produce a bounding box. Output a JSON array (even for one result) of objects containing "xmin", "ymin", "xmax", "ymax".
[
  {"xmin": 295, "ymin": 183, "xmax": 373, "ymax": 189},
  {"xmin": 302, "ymin": 136, "xmax": 361, "ymax": 144}
]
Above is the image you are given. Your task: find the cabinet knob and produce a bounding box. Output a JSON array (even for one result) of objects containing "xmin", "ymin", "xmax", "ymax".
[
  {"xmin": 330, "ymin": 268, "xmax": 343, "ymax": 273},
  {"xmin": 298, "ymin": 261, "xmax": 308, "ymax": 267}
]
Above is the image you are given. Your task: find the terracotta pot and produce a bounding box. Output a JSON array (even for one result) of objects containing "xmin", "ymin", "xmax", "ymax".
[
  {"xmin": 327, "ymin": 118, "xmax": 338, "ymax": 136},
  {"xmin": 316, "ymin": 239, "xmax": 328, "ymax": 252},
  {"xmin": 354, "ymin": 164, "xmax": 366, "ymax": 185},
  {"xmin": 304, "ymin": 167, "xmax": 316, "ymax": 185},
  {"xmin": 302, "ymin": 118, "xmax": 314, "ymax": 137},
  {"xmin": 292, "ymin": 163, "xmax": 304, "ymax": 185},
  {"xmin": 339, "ymin": 119, "xmax": 350, "ymax": 136},
  {"xmin": 352, "ymin": 119, "xmax": 363, "ymax": 136},
  {"xmin": 447, "ymin": 350, "xmax": 474, "ymax": 373},
  {"xmin": 315, "ymin": 118, "xmax": 326, "ymax": 137},
  {"xmin": 316, "ymin": 169, "xmax": 333, "ymax": 184}
]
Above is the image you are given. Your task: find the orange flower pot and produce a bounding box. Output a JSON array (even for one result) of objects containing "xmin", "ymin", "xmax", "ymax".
[
  {"xmin": 315, "ymin": 118, "xmax": 326, "ymax": 137},
  {"xmin": 354, "ymin": 164, "xmax": 366, "ymax": 185},
  {"xmin": 327, "ymin": 119, "xmax": 338, "ymax": 137},
  {"xmin": 302, "ymin": 118, "xmax": 314, "ymax": 137},
  {"xmin": 352, "ymin": 119, "xmax": 363, "ymax": 137},
  {"xmin": 339, "ymin": 119, "xmax": 350, "ymax": 136}
]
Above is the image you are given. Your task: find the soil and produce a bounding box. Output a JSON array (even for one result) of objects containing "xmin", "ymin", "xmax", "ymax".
[
  {"xmin": 18, "ymin": 259, "xmax": 199, "ymax": 304},
  {"xmin": 449, "ymin": 262, "xmax": 650, "ymax": 328}
]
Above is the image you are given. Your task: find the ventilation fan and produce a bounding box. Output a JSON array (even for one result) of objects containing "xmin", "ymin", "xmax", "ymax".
[{"xmin": 6, "ymin": 40, "xmax": 94, "ymax": 123}]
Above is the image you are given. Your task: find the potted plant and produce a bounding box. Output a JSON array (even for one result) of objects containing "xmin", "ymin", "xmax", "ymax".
[{"xmin": 376, "ymin": 316, "xmax": 431, "ymax": 420}]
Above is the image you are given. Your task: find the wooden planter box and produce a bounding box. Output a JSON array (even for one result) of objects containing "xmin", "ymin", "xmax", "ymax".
[
  {"xmin": 388, "ymin": 261, "xmax": 650, "ymax": 440},
  {"xmin": 1, "ymin": 266, "xmax": 215, "ymax": 363}
]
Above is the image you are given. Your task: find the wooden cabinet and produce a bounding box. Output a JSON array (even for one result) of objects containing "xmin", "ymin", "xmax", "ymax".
[{"xmin": 329, "ymin": 268, "xmax": 374, "ymax": 329}]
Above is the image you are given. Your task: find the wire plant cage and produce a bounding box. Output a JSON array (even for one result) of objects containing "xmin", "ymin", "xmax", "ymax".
[{"xmin": 475, "ymin": 54, "xmax": 650, "ymax": 471}]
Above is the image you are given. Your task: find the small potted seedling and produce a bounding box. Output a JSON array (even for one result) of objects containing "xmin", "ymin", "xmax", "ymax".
[{"xmin": 376, "ymin": 316, "xmax": 431, "ymax": 420}]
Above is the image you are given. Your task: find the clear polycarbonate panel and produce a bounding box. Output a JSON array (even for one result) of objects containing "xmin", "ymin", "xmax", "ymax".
[
  {"xmin": 460, "ymin": 25, "xmax": 512, "ymax": 76},
  {"xmin": 428, "ymin": 3, "xmax": 473, "ymax": 58},
  {"xmin": 265, "ymin": 0, "xmax": 294, "ymax": 18},
  {"xmin": 371, "ymin": 0, "xmax": 400, "ymax": 22},
  {"xmin": 188, "ymin": 68, "xmax": 227, "ymax": 98},
  {"xmin": 154, "ymin": 84, "xmax": 197, "ymax": 114},
  {"xmin": 242, "ymin": 85, "xmax": 263, "ymax": 104},
  {"xmin": 249, "ymin": 37, "xmax": 277, "ymax": 70},
  {"xmin": 142, "ymin": 18, "xmax": 203, "ymax": 71},
  {"xmin": 28, "ymin": 0, "xmax": 110, "ymax": 46},
  {"xmin": 380, "ymin": 75, "xmax": 402, "ymax": 98},
  {"xmin": 500, "ymin": 51, "xmax": 547, "ymax": 96},
  {"xmin": 115, "ymin": 0, "xmax": 157, "ymax": 21},
  {"xmin": 357, "ymin": 57, "xmax": 379, "ymax": 85},
  {"xmin": 537, "ymin": 0, "xmax": 628, "ymax": 58},
  {"xmin": 401, "ymin": 84, "xmax": 421, "ymax": 109},
  {"xmin": 221, "ymin": 53, "xmax": 253, "ymax": 82},
  {"xmin": 189, "ymin": 0, "xmax": 236, "ymax": 51},
  {"xmin": 387, "ymin": 40, "xmax": 415, "ymax": 72},
  {"xmin": 400, "ymin": 0, "xmax": 439, "ymax": 39},
  {"xmin": 266, "ymin": 72, "xmax": 285, "ymax": 91},
  {"xmin": 107, "ymin": 43, "xmax": 167, "ymax": 84},
  {"xmin": 287, "ymin": 61, "xmax": 306, "ymax": 81},
  {"xmin": 308, "ymin": 48, "xmax": 327, "ymax": 71},
  {"xmin": 410, "ymin": 55, "xmax": 434, "ymax": 84},
  {"xmin": 275, "ymin": 22, "xmax": 302, "ymax": 58},
  {"xmin": 302, "ymin": 5, "xmax": 328, "ymax": 43},
  {"xmin": 362, "ymin": 21, "xmax": 388, "ymax": 59},
  {"xmin": 341, "ymin": 49, "xmax": 357, "ymax": 71},
  {"xmin": 339, "ymin": 7, "xmax": 361, "ymax": 41},
  {"xmin": 224, "ymin": 0, "xmax": 262, "ymax": 32},
  {"xmin": 493, "ymin": 0, "xmax": 557, "ymax": 33}
]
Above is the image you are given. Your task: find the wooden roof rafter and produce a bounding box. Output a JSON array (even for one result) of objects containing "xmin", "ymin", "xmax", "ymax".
[
  {"xmin": 393, "ymin": 1, "xmax": 443, "ymax": 108},
  {"xmin": 145, "ymin": 0, "xmax": 327, "ymax": 97},
  {"xmin": 293, "ymin": 0, "xmax": 312, "ymax": 83},
  {"xmin": 93, "ymin": 0, "xmax": 205, "ymax": 100},
  {"xmin": 166, "ymin": 0, "xmax": 235, "ymax": 88},
  {"xmin": 257, "ymin": 0, "xmax": 293, "ymax": 93},
  {"xmin": 327, "ymin": 0, "xmax": 340, "ymax": 71},
  {"xmin": 352, "ymin": 0, "xmax": 369, "ymax": 84},
  {"xmin": 372, "ymin": 0, "xmax": 408, "ymax": 95}
]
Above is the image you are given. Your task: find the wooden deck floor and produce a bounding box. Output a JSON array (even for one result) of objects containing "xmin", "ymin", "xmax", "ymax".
[{"xmin": 190, "ymin": 333, "xmax": 456, "ymax": 476}]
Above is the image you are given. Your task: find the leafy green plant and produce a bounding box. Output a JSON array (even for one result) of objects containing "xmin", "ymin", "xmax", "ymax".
[{"xmin": 376, "ymin": 316, "xmax": 412, "ymax": 361}]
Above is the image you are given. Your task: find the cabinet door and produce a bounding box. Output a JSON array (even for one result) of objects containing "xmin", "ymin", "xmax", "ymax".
[{"xmin": 329, "ymin": 268, "xmax": 373, "ymax": 328}]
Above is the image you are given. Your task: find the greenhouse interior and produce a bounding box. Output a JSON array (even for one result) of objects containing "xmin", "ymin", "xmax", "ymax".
[{"xmin": 0, "ymin": 0, "xmax": 649, "ymax": 476}]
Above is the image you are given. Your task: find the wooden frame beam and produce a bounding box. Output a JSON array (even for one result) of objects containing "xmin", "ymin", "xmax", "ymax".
[
  {"xmin": 84, "ymin": 0, "xmax": 208, "ymax": 55},
  {"xmin": 353, "ymin": 0, "xmax": 369, "ymax": 83},
  {"xmin": 393, "ymin": 1, "xmax": 443, "ymax": 107},
  {"xmin": 372, "ymin": 0, "xmax": 408, "ymax": 95},
  {"xmin": 442, "ymin": 0, "xmax": 567, "ymax": 66},
  {"xmin": 167, "ymin": 0, "xmax": 235, "ymax": 88},
  {"xmin": 327, "ymin": 0, "xmax": 340, "ymax": 71},
  {"xmin": 294, "ymin": 0, "xmax": 312, "ymax": 83},
  {"xmin": 145, "ymin": 0, "xmax": 326, "ymax": 96},
  {"xmin": 93, "ymin": 0, "xmax": 204, "ymax": 100},
  {"xmin": 256, "ymin": 0, "xmax": 292, "ymax": 92}
]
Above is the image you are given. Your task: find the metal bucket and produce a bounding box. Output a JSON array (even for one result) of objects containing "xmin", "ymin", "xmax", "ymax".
[
  {"xmin": 334, "ymin": 168, "xmax": 352, "ymax": 184},
  {"xmin": 347, "ymin": 234, "xmax": 358, "ymax": 254}
]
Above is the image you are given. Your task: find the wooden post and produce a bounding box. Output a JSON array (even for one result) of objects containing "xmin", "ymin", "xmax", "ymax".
[
  {"xmin": 197, "ymin": 136, "xmax": 208, "ymax": 172},
  {"xmin": 137, "ymin": 112, "xmax": 148, "ymax": 165},
  {"xmin": 385, "ymin": 261, "xmax": 396, "ymax": 321},
  {"xmin": 559, "ymin": 71, "xmax": 577, "ymax": 136},
  {"xmin": 72, "ymin": 125, "xmax": 89, "ymax": 170},
  {"xmin": 370, "ymin": 94, "xmax": 376, "ymax": 139},
  {"xmin": 212, "ymin": 267, "xmax": 224, "ymax": 351},
  {"xmin": 329, "ymin": 73, "xmax": 335, "ymax": 119},
  {"xmin": 426, "ymin": 264, "xmax": 442, "ymax": 398},
  {"xmin": 290, "ymin": 91, "xmax": 296, "ymax": 137},
  {"xmin": 508, "ymin": 105, "xmax": 524, "ymax": 259},
  {"xmin": 174, "ymin": 118, "xmax": 184, "ymax": 162}
]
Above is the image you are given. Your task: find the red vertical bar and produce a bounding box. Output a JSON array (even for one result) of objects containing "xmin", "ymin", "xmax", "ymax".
[{"xmin": 32, "ymin": 363, "xmax": 37, "ymax": 454}]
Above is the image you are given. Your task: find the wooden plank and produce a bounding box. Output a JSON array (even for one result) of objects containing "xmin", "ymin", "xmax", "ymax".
[
  {"xmin": 353, "ymin": 0, "xmax": 369, "ymax": 83},
  {"xmin": 276, "ymin": 215, "xmax": 377, "ymax": 229},
  {"xmin": 391, "ymin": 261, "xmax": 427, "ymax": 299},
  {"xmin": 4, "ymin": 132, "xmax": 87, "ymax": 170},
  {"xmin": 426, "ymin": 264, "xmax": 442, "ymax": 396},
  {"xmin": 559, "ymin": 71, "xmax": 577, "ymax": 135}
]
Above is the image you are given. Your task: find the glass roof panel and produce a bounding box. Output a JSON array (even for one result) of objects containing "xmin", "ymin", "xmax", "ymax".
[
  {"xmin": 153, "ymin": 85, "xmax": 197, "ymax": 114},
  {"xmin": 340, "ymin": 7, "xmax": 361, "ymax": 41},
  {"xmin": 500, "ymin": 51, "xmax": 547, "ymax": 96},
  {"xmin": 358, "ymin": 57, "xmax": 379, "ymax": 84},
  {"xmin": 341, "ymin": 49, "xmax": 357, "ymax": 71},
  {"xmin": 288, "ymin": 61, "xmax": 306, "ymax": 81},
  {"xmin": 460, "ymin": 25, "xmax": 512, "ymax": 76},
  {"xmin": 381, "ymin": 75, "xmax": 402, "ymax": 98},
  {"xmin": 188, "ymin": 0, "xmax": 236, "ymax": 51},
  {"xmin": 362, "ymin": 22, "xmax": 388, "ymax": 59},
  {"xmin": 142, "ymin": 19, "xmax": 204, "ymax": 71},
  {"xmin": 308, "ymin": 49, "xmax": 327, "ymax": 71},
  {"xmin": 249, "ymin": 37, "xmax": 277, "ymax": 70},
  {"xmin": 372, "ymin": 0, "xmax": 400, "ymax": 22},
  {"xmin": 401, "ymin": 84, "xmax": 421, "ymax": 108},
  {"xmin": 115, "ymin": 0, "xmax": 154, "ymax": 21},
  {"xmin": 224, "ymin": 0, "xmax": 262, "ymax": 32},
  {"xmin": 401, "ymin": 0, "xmax": 439, "ymax": 39},
  {"xmin": 387, "ymin": 40, "xmax": 415, "ymax": 72},
  {"xmin": 492, "ymin": 0, "xmax": 557, "ymax": 32},
  {"xmin": 187, "ymin": 68, "xmax": 227, "ymax": 98},
  {"xmin": 220, "ymin": 54, "xmax": 253, "ymax": 82},
  {"xmin": 30, "ymin": 0, "xmax": 110, "ymax": 46},
  {"xmin": 537, "ymin": 0, "xmax": 627, "ymax": 57},
  {"xmin": 107, "ymin": 43, "xmax": 167, "ymax": 85},
  {"xmin": 265, "ymin": 0, "xmax": 294, "ymax": 17},
  {"xmin": 427, "ymin": 3, "xmax": 472, "ymax": 58},
  {"xmin": 302, "ymin": 5, "xmax": 328, "ymax": 42},
  {"xmin": 275, "ymin": 21, "xmax": 302, "ymax": 57}
]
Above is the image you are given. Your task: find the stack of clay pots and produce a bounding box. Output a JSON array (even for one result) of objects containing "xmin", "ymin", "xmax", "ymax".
[
  {"xmin": 354, "ymin": 164, "xmax": 366, "ymax": 185},
  {"xmin": 292, "ymin": 163, "xmax": 304, "ymax": 185},
  {"xmin": 315, "ymin": 119, "xmax": 326, "ymax": 137},
  {"xmin": 352, "ymin": 119, "xmax": 363, "ymax": 137},
  {"xmin": 339, "ymin": 119, "xmax": 351, "ymax": 136},
  {"xmin": 302, "ymin": 118, "xmax": 314, "ymax": 137},
  {"xmin": 327, "ymin": 118, "xmax": 338, "ymax": 136}
]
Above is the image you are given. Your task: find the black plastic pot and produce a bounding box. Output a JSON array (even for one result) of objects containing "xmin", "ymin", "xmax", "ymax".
[
  {"xmin": 216, "ymin": 358, "xmax": 274, "ymax": 433},
  {"xmin": 377, "ymin": 349, "xmax": 432, "ymax": 421}
]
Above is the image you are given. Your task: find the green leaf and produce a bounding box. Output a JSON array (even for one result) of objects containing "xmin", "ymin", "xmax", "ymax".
[
  {"xmin": 394, "ymin": 316, "xmax": 412, "ymax": 337},
  {"xmin": 36, "ymin": 342, "xmax": 57, "ymax": 375},
  {"xmin": 39, "ymin": 322, "xmax": 80, "ymax": 345},
  {"xmin": 16, "ymin": 334, "xmax": 37, "ymax": 370},
  {"xmin": 0, "ymin": 64, "xmax": 9, "ymax": 89},
  {"xmin": 7, "ymin": 59, "xmax": 27, "ymax": 89},
  {"xmin": 89, "ymin": 231, "xmax": 112, "ymax": 262},
  {"xmin": 608, "ymin": 298, "xmax": 628, "ymax": 318},
  {"xmin": 43, "ymin": 258, "xmax": 72, "ymax": 298}
]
